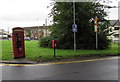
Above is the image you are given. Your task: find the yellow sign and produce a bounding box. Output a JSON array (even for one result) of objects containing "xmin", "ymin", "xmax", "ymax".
[
  {"xmin": 94, "ymin": 17, "xmax": 98, "ymax": 25},
  {"xmin": 94, "ymin": 17, "xmax": 98, "ymax": 32},
  {"xmin": 94, "ymin": 25, "xmax": 98, "ymax": 32}
]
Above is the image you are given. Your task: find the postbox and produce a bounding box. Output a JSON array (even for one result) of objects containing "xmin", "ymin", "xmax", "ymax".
[
  {"xmin": 52, "ymin": 40, "xmax": 57, "ymax": 48},
  {"xmin": 12, "ymin": 27, "xmax": 25, "ymax": 59},
  {"xmin": 52, "ymin": 40, "xmax": 57, "ymax": 58}
]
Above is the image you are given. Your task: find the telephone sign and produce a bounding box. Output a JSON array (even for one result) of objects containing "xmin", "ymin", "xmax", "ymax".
[{"xmin": 12, "ymin": 27, "xmax": 25, "ymax": 59}]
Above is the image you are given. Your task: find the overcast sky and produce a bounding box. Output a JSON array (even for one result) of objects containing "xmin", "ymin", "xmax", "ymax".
[{"xmin": 0, "ymin": 0, "xmax": 120, "ymax": 33}]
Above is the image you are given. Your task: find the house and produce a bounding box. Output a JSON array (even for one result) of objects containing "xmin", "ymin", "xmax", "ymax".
[
  {"xmin": 108, "ymin": 20, "xmax": 120, "ymax": 42},
  {"xmin": 23, "ymin": 25, "xmax": 51, "ymax": 40},
  {"xmin": 0, "ymin": 29, "xmax": 9, "ymax": 39}
]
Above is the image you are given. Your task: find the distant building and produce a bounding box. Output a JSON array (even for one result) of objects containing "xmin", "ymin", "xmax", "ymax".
[
  {"xmin": 0, "ymin": 29, "xmax": 9, "ymax": 39},
  {"xmin": 108, "ymin": 20, "xmax": 120, "ymax": 42},
  {"xmin": 23, "ymin": 25, "xmax": 51, "ymax": 40}
]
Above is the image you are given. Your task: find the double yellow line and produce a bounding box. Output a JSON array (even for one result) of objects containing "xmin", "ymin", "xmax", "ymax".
[{"xmin": 0, "ymin": 57, "xmax": 118, "ymax": 67}]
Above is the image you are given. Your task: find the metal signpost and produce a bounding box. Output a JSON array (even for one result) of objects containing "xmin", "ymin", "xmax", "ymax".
[
  {"xmin": 73, "ymin": 0, "xmax": 77, "ymax": 52},
  {"xmin": 72, "ymin": 24, "xmax": 77, "ymax": 52},
  {"xmin": 94, "ymin": 17, "xmax": 98, "ymax": 50},
  {"xmin": 37, "ymin": 19, "xmax": 40, "ymax": 40},
  {"xmin": 45, "ymin": 18, "xmax": 48, "ymax": 37}
]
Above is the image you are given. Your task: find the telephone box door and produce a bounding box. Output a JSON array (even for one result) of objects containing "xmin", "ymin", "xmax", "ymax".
[{"xmin": 12, "ymin": 27, "xmax": 25, "ymax": 59}]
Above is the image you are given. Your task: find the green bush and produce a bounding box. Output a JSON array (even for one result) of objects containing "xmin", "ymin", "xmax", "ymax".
[
  {"xmin": 40, "ymin": 36, "xmax": 57, "ymax": 48},
  {"xmin": 56, "ymin": 32, "xmax": 111, "ymax": 50},
  {"xmin": 47, "ymin": 2, "xmax": 111, "ymax": 50},
  {"xmin": 40, "ymin": 33, "xmax": 111, "ymax": 50}
]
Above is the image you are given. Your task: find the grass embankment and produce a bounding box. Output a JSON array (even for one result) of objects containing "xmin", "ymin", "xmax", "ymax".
[{"xmin": 1, "ymin": 40, "xmax": 119, "ymax": 62}]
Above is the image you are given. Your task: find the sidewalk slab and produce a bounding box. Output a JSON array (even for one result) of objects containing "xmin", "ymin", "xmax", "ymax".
[{"xmin": 0, "ymin": 58, "xmax": 36, "ymax": 64}]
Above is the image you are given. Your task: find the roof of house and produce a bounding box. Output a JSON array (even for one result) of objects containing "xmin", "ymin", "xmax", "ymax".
[
  {"xmin": 23, "ymin": 26, "xmax": 48, "ymax": 30},
  {"xmin": 110, "ymin": 20, "xmax": 120, "ymax": 26},
  {"xmin": 0, "ymin": 29, "xmax": 9, "ymax": 35}
]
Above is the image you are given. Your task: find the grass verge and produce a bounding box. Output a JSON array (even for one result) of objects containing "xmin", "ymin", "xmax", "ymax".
[{"xmin": 1, "ymin": 40, "xmax": 119, "ymax": 62}]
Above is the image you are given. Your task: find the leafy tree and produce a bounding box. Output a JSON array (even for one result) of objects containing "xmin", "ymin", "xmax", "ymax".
[
  {"xmin": 26, "ymin": 30, "xmax": 31, "ymax": 38},
  {"xmin": 42, "ymin": 1, "xmax": 111, "ymax": 49}
]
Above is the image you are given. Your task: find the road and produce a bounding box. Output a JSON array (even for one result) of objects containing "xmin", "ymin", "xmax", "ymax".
[{"xmin": 1, "ymin": 57, "xmax": 119, "ymax": 80}]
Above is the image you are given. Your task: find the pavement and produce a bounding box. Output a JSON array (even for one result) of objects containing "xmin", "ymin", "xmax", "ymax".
[
  {"xmin": 0, "ymin": 58, "xmax": 36, "ymax": 64},
  {"xmin": 1, "ymin": 56, "xmax": 119, "ymax": 80},
  {"xmin": 0, "ymin": 56, "xmax": 118, "ymax": 64}
]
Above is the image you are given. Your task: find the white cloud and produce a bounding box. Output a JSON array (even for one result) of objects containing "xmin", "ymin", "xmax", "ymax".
[
  {"xmin": 0, "ymin": 0, "xmax": 52, "ymax": 32},
  {"xmin": 108, "ymin": 8, "xmax": 118, "ymax": 20},
  {"xmin": 0, "ymin": 0, "xmax": 119, "ymax": 32}
]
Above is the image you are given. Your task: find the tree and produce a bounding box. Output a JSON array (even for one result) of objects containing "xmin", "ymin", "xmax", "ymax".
[
  {"xmin": 43, "ymin": 1, "xmax": 111, "ymax": 49},
  {"xmin": 27, "ymin": 30, "xmax": 31, "ymax": 38}
]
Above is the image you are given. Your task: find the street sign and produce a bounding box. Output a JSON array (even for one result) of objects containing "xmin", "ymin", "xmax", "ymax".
[
  {"xmin": 94, "ymin": 17, "xmax": 98, "ymax": 32},
  {"xmin": 94, "ymin": 25, "xmax": 98, "ymax": 32},
  {"xmin": 72, "ymin": 24, "xmax": 77, "ymax": 32}
]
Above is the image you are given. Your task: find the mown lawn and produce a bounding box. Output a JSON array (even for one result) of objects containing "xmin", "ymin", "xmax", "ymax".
[{"xmin": 0, "ymin": 40, "xmax": 119, "ymax": 61}]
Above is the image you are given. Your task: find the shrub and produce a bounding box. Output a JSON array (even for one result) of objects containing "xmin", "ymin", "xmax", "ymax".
[
  {"xmin": 48, "ymin": 2, "xmax": 111, "ymax": 50},
  {"xmin": 56, "ymin": 32, "xmax": 111, "ymax": 50},
  {"xmin": 40, "ymin": 36, "xmax": 57, "ymax": 48}
]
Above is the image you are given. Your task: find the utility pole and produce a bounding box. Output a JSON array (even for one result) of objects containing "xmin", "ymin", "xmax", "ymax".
[
  {"xmin": 37, "ymin": 19, "xmax": 40, "ymax": 40},
  {"xmin": 8, "ymin": 27, "xmax": 9, "ymax": 34},
  {"xmin": 43, "ymin": 24, "xmax": 45, "ymax": 37},
  {"xmin": 45, "ymin": 18, "xmax": 47, "ymax": 37},
  {"xmin": 2, "ymin": 29, "xmax": 3, "ymax": 39},
  {"xmin": 73, "ymin": 0, "xmax": 76, "ymax": 52},
  {"xmin": 8, "ymin": 27, "xmax": 9, "ymax": 40}
]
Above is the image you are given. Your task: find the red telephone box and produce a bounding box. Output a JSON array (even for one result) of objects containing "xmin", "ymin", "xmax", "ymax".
[{"xmin": 12, "ymin": 27, "xmax": 25, "ymax": 59}]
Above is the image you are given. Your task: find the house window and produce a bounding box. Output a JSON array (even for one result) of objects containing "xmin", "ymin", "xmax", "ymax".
[
  {"xmin": 114, "ymin": 27, "xmax": 119, "ymax": 30},
  {"xmin": 114, "ymin": 34, "xmax": 119, "ymax": 38}
]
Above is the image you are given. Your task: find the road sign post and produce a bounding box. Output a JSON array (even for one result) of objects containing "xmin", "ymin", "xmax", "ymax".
[
  {"xmin": 72, "ymin": 0, "xmax": 77, "ymax": 52},
  {"xmin": 94, "ymin": 17, "xmax": 98, "ymax": 50},
  {"xmin": 74, "ymin": 32, "xmax": 76, "ymax": 52},
  {"xmin": 95, "ymin": 26, "xmax": 98, "ymax": 50},
  {"xmin": 72, "ymin": 24, "xmax": 77, "ymax": 52}
]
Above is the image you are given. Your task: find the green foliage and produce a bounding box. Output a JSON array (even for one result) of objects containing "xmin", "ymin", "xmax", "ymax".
[
  {"xmin": 26, "ymin": 30, "xmax": 31, "ymax": 37},
  {"xmin": 48, "ymin": 2, "xmax": 111, "ymax": 50},
  {"xmin": 40, "ymin": 36, "xmax": 57, "ymax": 48}
]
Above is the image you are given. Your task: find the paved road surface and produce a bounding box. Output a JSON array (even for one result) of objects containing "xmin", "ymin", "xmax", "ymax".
[{"xmin": 1, "ymin": 57, "xmax": 119, "ymax": 80}]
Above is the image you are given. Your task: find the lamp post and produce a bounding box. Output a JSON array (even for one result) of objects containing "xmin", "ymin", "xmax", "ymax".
[
  {"xmin": 45, "ymin": 18, "xmax": 47, "ymax": 37},
  {"xmin": 37, "ymin": 18, "xmax": 40, "ymax": 40},
  {"xmin": 8, "ymin": 27, "xmax": 9, "ymax": 40},
  {"xmin": 2, "ymin": 29, "xmax": 3, "ymax": 39}
]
